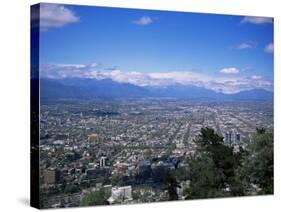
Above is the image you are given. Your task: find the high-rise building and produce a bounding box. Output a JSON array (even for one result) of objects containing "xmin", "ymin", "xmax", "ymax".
[
  {"xmin": 224, "ymin": 130, "xmax": 241, "ymax": 146},
  {"xmin": 100, "ymin": 156, "xmax": 106, "ymax": 168},
  {"xmin": 229, "ymin": 131, "xmax": 232, "ymax": 144},
  {"xmin": 224, "ymin": 132, "xmax": 229, "ymax": 144},
  {"xmin": 235, "ymin": 132, "xmax": 241, "ymax": 144},
  {"xmin": 44, "ymin": 168, "xmax": 60, "ymax": 184}
]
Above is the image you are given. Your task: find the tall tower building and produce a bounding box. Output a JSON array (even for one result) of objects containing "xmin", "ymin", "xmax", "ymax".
[
  {"xmin": 235, "ymin": 132, "xmax": 241, "ymax": 144},
  {"xmin": 224, "ymin": 132, "xmax": 229, "ymax": 144},
  {"xmin": 100, "ymin": 156, "xmax": 106, "ymax": 168},
  {"xmin": 229, "ymin": 131, "xmax": 232, "ymax": 145}
]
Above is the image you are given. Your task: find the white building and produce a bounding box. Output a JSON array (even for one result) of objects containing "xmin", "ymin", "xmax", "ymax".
[
  {"xmin": 100, "ymin": 156, "xmax": 106, "ymax": 168},
  {"xmin": 107, "ymin": 186, "xmax": 132, "ymax": 204}
]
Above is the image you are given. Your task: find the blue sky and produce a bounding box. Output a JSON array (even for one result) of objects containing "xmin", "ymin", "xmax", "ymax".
[{"xmin": 37, "ymin": 3, "xmax": 274, "ymax": 93}]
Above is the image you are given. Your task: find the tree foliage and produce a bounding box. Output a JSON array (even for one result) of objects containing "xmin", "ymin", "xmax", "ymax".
[
  {"xmin": 240, "ymin": 128, "xmax": 273, "ymax": 194},
  {"xmin": 81, "ymin": 189, "xmax": 110, "ymax": 206},
  {"xmin": 185, "ymin": 127, "xmax": 273, "ymax": 199},
  {"xmin": 186, "ymin": 153, "xmax": 227, "ymax": 199},
  {"xmin": 186, "ymin": 128, "xmax": 244, "ymax": 199},
  {"xmin": 164, "ymin": 172, "xmax": 180, "ymax": 200}
]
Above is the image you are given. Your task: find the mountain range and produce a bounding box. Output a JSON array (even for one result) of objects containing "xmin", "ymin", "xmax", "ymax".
[{"xmin": 39, "ymin": 78, "xmax": 273, "ymax": 101}]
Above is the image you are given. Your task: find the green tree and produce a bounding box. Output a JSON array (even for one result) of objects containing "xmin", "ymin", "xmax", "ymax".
[
  {"xmin": 164, "ymin": 172, "xmax": 180, "ymax": 200},
  {"xmin": 185, "ymin": 153, "xmax": 227, "ymax": 199},
  {"xmin": 186, "ymin": 127, "xmax": 244, "ymax": 199},
  {"xmin": 64, "ymin": 183, "xmax": 80, "ymax": 194},
  {"xmin": 81, "ymin": 189, "xmax": 110, "ymax": 206},
  {"xmin": 241, "ymin": 128, "xmax": 273, "ymax": 194}
]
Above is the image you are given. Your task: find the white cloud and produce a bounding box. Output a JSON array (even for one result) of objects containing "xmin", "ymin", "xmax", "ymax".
[
  {"xmin": 241, "ymin": 67, "xmax": 254, "ymax": 72},
  {"xmin": 264, "ymin": 43, "xmax": 274, "ymax": 54},
  {"xmin": 241, "ymin": 16, "xmax": 273, "ymax": 24},
  {"xmin": 238, "ymin": 43, "xmax": 252, "ymax": 49},
  {"xmin": 39, "ymin": 4, "xmax": 79, "ymax": 30},
  {"xmin": 251, "ymin": 75, "xmax": 262, "ymax": 80},
  {"xmin": 219, "ymin": 67, "xmax": 240, "ymax": 74},
  {"xmin": 56, "ymin": 64, "xmax": 86, "ymax": 68},
  {"xmin": 133, "ymin": 16, "xmax": 153, "ymax": 25},
  {"xmin": 40, "ymin": 63, "xmax": 273, "ymax": 94},
  {"xmin": 237, "ymin": 42, "xmax": 256, "ymax": 49},
  {"xmin": 40, "ymin": 64, "xmax": 91, "ymax": 79}
]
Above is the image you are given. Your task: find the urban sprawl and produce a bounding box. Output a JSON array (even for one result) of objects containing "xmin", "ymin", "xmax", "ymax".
[{"xmin": 39, "ymin": 99, "xmax": 273, "ymax": 208}]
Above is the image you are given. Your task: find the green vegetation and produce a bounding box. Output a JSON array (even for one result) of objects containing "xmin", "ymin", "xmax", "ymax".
[
  {"xmin": 240, "ymin": 128, "xmax": 273, "ymax": 194},
  {"xmin": 64, "ymin": 183, "xmax": 80, "ymax": 194},
  {"xmin": 164, "ymin": 173, "xmax": 180, "ymax": 200},
  {"xmin": 186, "ymin": 153, "xmax": 227, "ymax": 198},
  {"xmin": 184, "ymin": 127, "xmax": 273, "ymax": 199},
  {"xmin": 80, "ymin": 189, "xmax": 110, "ymax": 206}
]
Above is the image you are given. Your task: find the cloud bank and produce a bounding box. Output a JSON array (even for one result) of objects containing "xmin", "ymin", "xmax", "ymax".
[
  {"xmin": 39, "ymin": 4, "xmax": 79, "ymax": 31},
  {"xmin": 241, "ymin": 16, "xmax": 273, "ymax": 24},
  {"xmin": 40, "ymin": 64, "xmax": 273, "ymax": 94}
]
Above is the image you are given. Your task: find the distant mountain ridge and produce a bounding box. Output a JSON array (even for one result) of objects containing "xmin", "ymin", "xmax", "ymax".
[{"xmin": 39, "ymin": 78, "xmax": 273, "ymax": 101}]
